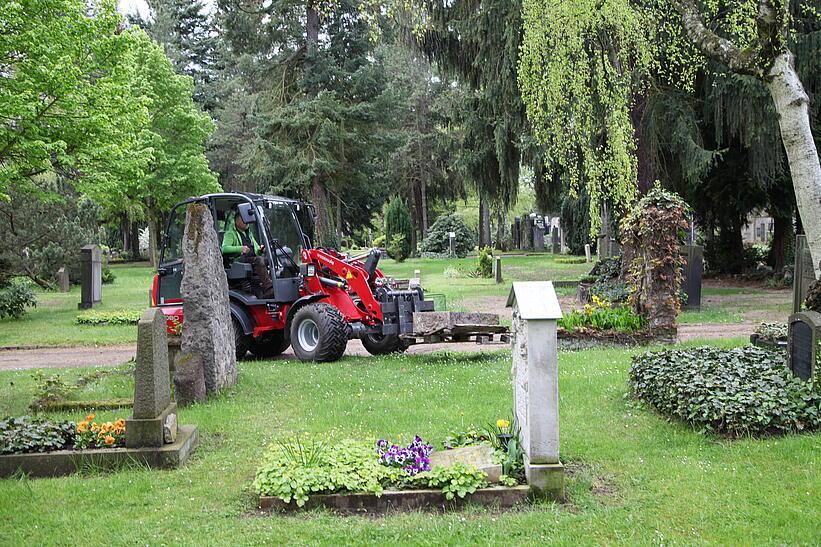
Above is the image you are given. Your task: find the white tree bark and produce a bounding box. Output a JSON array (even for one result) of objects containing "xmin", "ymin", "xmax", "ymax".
[{"xmin": 766, "ymin": 53, "xmax": 821, "ymax": 279}]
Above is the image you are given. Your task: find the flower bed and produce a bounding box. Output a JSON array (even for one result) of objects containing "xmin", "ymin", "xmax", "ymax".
[
  {"xmin": 253, "ymin": 428, "xmax": 527, "ymax": 511},
  {"xmin": 1, "ymin": 413, "xmax": 127, "ymax": 455}
]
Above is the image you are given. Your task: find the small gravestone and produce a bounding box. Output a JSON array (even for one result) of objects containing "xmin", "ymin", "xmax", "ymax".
[
  {"xmin": 448, "ymin": 231, "xmax": 456, "ymax": 255},
  {"xmin": 57, "ymin": 267, "xmax": 70, "ymax": 293},
  {"xmin": 77, "ymin": 245, "xmax": 102, "ymax": 309},
  {"xmin": 494, "ymin": 256, "xmax": 503, "ymax": 284},
  {"xmin": 430, "ymin": 445, "xmax": 501, "ymax": 483},
  {"xmin": 174, "ymin": 352, "xmax": 206, "ymax": 406},
  {"xmin": 793, "ymin": 235, "xmax": 816, "ymax": 313},
  {"xmin": 559, "ymin": 227, "xmax": 567, "ymax": 254},
  {"xmin": 506, "ymin": 281, "xmax": 564, "ymax": 500},
  {"xmin": 551, "ymin": 227, "xmax": 560, "ymax": 254},
  {"xmin": 787, "ymin": 311, "xmax": 820, "ymax": 381},
  {"xmin": 126, "ymin": 308, "xmax": 177, "ymax": 447},
  {"xmin": 584, "ymin": 244, "xmax": 592, "ymax": 263},
  {"xmin": 681, "ymin": 245, "xmax": 704, "ymax": 310},
  {"xmin": 414, "ymin": 269, "xmax": 421, "ymax": 281},
  {"xmin": 181, "ymin": 203, "xmax": 237, "ymax": 394}
]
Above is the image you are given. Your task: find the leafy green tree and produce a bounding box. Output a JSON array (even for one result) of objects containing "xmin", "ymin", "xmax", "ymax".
[
  {"xmin": 419, "ymin": 214, "xmax": 475, "ymax": 258},
  {"xmin": 384, "ymin": 197, "xmax": 414, "ymax": 259},
  {"xmin": 0, "ymin": 0, "xmax": 148, "ymax": 199}
]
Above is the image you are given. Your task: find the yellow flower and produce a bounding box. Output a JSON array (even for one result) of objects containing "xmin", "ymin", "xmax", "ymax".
[
  {"xmin": 104, "ymin": 436, "xmax": 115, "ymax": 446},
  {"xmin": 497, "ymin": 419, "xmax": 510, "ymax": 429},
  {"xmin": 91, "ymin": 422, "xmax": 100, "ymax": 432},
  {"xmin": 85, "ymin": 414, "xmax": 95, "ymax": 422}
]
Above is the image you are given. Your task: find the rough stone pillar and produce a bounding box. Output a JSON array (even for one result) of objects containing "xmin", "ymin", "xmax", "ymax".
[
  {"xmin": 585, "ymin": 244, "xmax": 592, "ymax": 262},
  {"xmin": 494, "ymin": 256, "xmax": 503, "ymax": 284},
  {"xmin": 180, "ymin": 203, "xmax": 237, "ymax": 394},
  {"xmin": 127, "ymin": 308, "xmax": 177, "ymax": 447},
  {"xmin": 78, "ymin": 245, "xmax": 102, "ymax": 309},
  {"xmin": 506, "ymin": 281, "xmax": 564, "ymax": 501}
]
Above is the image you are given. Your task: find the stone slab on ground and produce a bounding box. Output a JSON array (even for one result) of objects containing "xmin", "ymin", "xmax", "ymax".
[
  {"xmin": 412, "ymin": 312, "xmax": 500, "ymax": 336},
  {"xmin": 0, "ymin": 425, "xmax": 198, "ymax": 478},
  {"xmin": 258, "ymin": 485, "xmax": 531, "ymax": 514},
  {"xmin": 429, "ymin": 445, "xmax": 502, "ymax": 483}
]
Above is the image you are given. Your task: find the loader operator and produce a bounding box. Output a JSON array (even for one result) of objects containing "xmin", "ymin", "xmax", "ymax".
[{"xmin": 222, "ymin": 205, "xmax": 275, "ymax": 298}]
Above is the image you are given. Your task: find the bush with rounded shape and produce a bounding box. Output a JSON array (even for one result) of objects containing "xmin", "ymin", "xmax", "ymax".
[
  {"xmin": 476, "ymin": 246, "xmax": 493, "ymax": 278},
  {"xmin": 0, "ymin": 278, "xmax": 37, "ymax": 320},
  {"xmin": 419, "ymin": 214, "xmax": 475, "ymax": 258},
  {"xmin": 629, "ymin": 346, "xmax": 820, "ymax": 437}
]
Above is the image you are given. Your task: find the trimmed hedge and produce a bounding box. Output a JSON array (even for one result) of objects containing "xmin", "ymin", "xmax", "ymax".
[
  {"xmin": 76, "ymin": 309, "xmax": 141, "ymax": 325},
  {"xmin": 629, "ymin": 346, "xmax": 820, "ymax": 437}
]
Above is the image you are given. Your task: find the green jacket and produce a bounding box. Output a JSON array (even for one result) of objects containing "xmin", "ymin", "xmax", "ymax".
[{"xmin": 221, "ymin": 211, "xmax": 261, "ymax": 258}]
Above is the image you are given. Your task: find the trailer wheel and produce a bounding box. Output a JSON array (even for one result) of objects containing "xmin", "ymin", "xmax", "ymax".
[
  {"xmin": 361, "ymin": 333, "xmax": 409, "ymax": 356},
  {"xmin": 290, "ymin": 303, "xmax": 348, "ymax": 362},
  {"xmin": 250, "ymin": 330, "xmax": 290, "ymax": 359},
  {"xmin": 232, "ymin": 317, "xmax": 250, "ymax": 360}
]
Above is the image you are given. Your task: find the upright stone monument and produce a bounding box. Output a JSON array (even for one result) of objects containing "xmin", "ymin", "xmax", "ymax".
[
  {"xmin": 551, "ymin": 227, "xmax": 560, "ymax": 254},
  {"xmin": 787, "ymin": 311, "xmax": 820, "ymax": 381},
  {"xmin": 793, "ymin": 235, "xmax": 816, "ymax": 313},
  {"xmin": 533, "ymin": 216, "xmax": 546, "ymax": 251},
  {"xmin": 494, "ymin": 256, "xmax": 503, "ymax": 284},
  {"xmin": 56, "ymin": 267, "xmax": 70, "ymax": 293},
  {"xmin": 180, "ymin": 203, "xmax": 237, "ymax": 394},
  {"xmin": 127, "ymin": 308, "xmax": 177, "ymax": 447},
  {"xmin": 681, "ymin": 245, "xmax": 704, "ymax": 310},
  {"xmin": 448, "ymin": 232, "xmax": 456, "ymax": 256},
  {"xmin": 77, "ymin": 245, "xmax": 102, "ymax": 309},
  {"xmin": 506, "ymin": 281, "xmax": 565, "ymax": 500},
  {"xmin": 584, "ymin": 244, "xmax": 592, "ymax": 263}
]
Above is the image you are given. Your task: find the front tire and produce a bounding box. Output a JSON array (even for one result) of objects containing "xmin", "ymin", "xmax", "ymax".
[
  {"xmin": 232, "ymin": 317, "xmax": 250, "ymax": 360},
  {"xmin": 361, "ymin": 333, "xmax": 409, "ymax": 355},
  {"xmin": 290, "ymin": 303, "xmax": 348, "ymax": 362}
]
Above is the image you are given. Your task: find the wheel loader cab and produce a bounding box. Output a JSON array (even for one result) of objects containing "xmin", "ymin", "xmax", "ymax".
[{"xmin": 156, "ymin": 193, "xmax": 306, "ymax": 306}]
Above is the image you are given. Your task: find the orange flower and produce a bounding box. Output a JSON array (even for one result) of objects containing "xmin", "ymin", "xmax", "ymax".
[
  {"xmin": 85, "ymin": 414, "xmax": 95, "ymax": 422},
  {"xmin": 91, "ymin": 422, "xmax": 100, "ymax": 432},
  {"xmin": 114, "ymin": 419, "xmax": 125, "ymax": 429},
  {"xmin": 104, "ymin": 436, "xmax": 115, "ymax": 446},
  {"xmin": 101, "ymin": 422, "xmax": 113, "ymax": 433},
  {"xmin": 76, "ymin": 422, "xmax": 88, "ymax": 433}
]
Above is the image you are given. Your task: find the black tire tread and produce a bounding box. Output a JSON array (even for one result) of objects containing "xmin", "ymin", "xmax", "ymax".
[
  {"xmin": 291, "ymin": 303, "xmax": 348, "ymax": 362},
  {"xmin": 232, "ymin": 316, "xmax": 250, "ymax": 360},
  {"xmin": 361, "ymin": 333, "xmax": 409, "ymax": 356}
]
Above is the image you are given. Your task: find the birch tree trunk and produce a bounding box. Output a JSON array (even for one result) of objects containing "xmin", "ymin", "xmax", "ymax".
[{"xmin": 766, "ymin": 53, "xmax": 821, "ymax": 278}]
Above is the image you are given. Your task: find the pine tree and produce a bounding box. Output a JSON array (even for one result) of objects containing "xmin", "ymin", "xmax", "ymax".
[{"xmin": 384, "ymin": 197, "xmax": 414, "ymax": 259}]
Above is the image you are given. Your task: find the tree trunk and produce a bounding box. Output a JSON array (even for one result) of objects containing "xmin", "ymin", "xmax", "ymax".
[
  {"xmin": 129, "ymin": 221, "xmax": 141, "ymax": 260},
  {"xmin": 311, "ymin": 178, "xmax": 331, "ymax": 247},
  {"xmin": 479, "ymin": 196, "xmax": 491, "ymax": 248},
  {"xmin": 766, "ymin": 53, "xmax": 821, "ymax": 279},
  {"xmin": 631, "ymin": 91, "xmax": 655, "ymax": 193},
  {"xmin": 494, "ymin": 209, "xmax": 506, "ymax": 250},
  {"xmin": 148, "ymin": 208, "xmax": 158, "ymax": 268},
  {"xmin": 769, "ymin": 214, "xmax": 789, "ymax": 272},
  {"xmin": 420, "ymin": 178, "xmax": 428, "ymax": 238}
]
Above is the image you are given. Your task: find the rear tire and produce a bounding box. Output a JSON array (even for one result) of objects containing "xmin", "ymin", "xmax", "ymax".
[
  {"xmin": 232, "ymin": 317, "xmax": 250, "ymax": 360},
  {"xmin": 290, "ymin": 303, "xmax": 348, "ymax": 362},
  {"xmin": 361, "ymin": 333, "xmax": 409, "ymax": 356},
  {"xmin": 250, "ymin": 330, "xmax": 290, "ymax": 359}
]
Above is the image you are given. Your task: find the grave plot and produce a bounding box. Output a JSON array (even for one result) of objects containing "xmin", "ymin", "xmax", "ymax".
[{"xmin": 253, "ymin": 281, "xmax": 565, "ymax": 512}]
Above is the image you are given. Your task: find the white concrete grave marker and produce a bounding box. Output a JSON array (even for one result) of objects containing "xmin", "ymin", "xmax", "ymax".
[{"xmin": 506, "ymin": 281, "xmax": 565, "ymax": 500}]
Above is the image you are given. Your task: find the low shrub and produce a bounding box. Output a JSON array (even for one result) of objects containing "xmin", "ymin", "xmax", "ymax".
[
  {"xmin": 0, "ymin": 278, "xmax": 37, "ymax": 320},
  {"xmin": 76, "ymin": 309, "xmax": 142, "ymax": 325},
  {"xmin": 420, "ymin": 251, "xmax": 451, "ymax": 259},
  {"xmin": 387, "ymin": 235, "xmax": 409, "ymax": 263},
  {"xmin": 629, "ymin": 346, "xmax": 821, "ymax": 436},
  {"xmin": 419, "ymin": 214, "xmax": 475, "ymax": 258},
  {"xmin": 555, "ymin": 256, "xmax": 587, "ymax": 264},
  {"xmin": 559, "ymin": 296, "xmax": 645, "ymax": 332},
  {"xmin": 0, "ymin": 416, "xmax": 76, "ymax": 454},
  {"xmin": 442, "ymin": 266, "xmax": 461, "ymax": 279},
  {"xmin": 372, "ymin": 235, "xmax": 386, "ymax": 248},
  {"xmin": 101, "ymin": 264, "xmax": 116, "ymax": 284},
  {"xmin": 589, "ymin": 281, "xmax": 631, "ymax": 304},
  {"xmin": 476, "ymin": 246, "xmax": 493, "ymax": 278},
  {"xmin": 754, "ymin": 322, "xmax": 787, "ymax": 343}
]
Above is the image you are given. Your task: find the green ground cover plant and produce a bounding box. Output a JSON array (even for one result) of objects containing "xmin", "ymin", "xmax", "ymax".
[
  {"xmin": 0, "ymin": 416, "xmax": 75, "ymax": 454},
  {"xmin": 559, "ymin": 296, "xmax": 646, "ymax": 333},
  {"xmin": 75, "ymin": 309, "xmax": 142, "ymax": 326},
  {"xmin": 0, "ymin": 343, "xmax": 818, "ymax": 544},
  {"xmin": 629, "ymin": 346, "xmax": 821, "ymax": 436}
]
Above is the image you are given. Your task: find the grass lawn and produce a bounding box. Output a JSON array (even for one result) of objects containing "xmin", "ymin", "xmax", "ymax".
[
  {"xmin": 1, "ymin": 342, "xmax": 818, "ymax": 544},
  {"xmin": 0, "ymin": 264, "xmax": 155, "ymax": 348}
]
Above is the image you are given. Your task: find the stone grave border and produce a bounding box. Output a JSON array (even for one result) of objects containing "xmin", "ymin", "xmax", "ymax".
[
  {"xmin": 258, "ymin": 485, "xmax": 531, "ymax": 514},
  {"xmin": 0, "ymin": 426, "xmax": 198, "ymax": 478}
]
